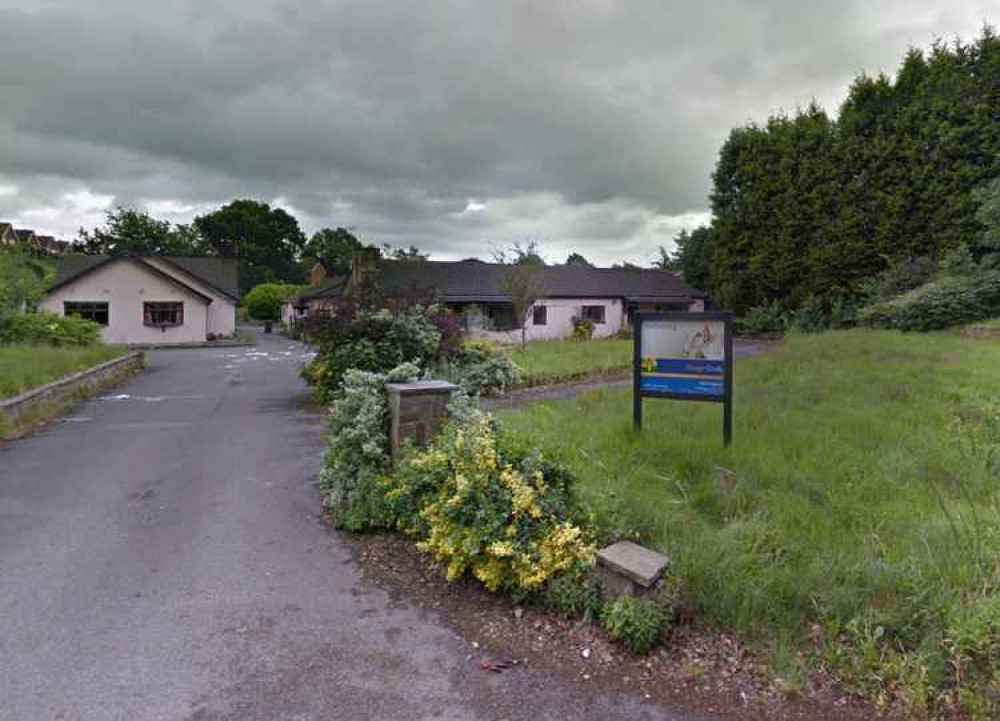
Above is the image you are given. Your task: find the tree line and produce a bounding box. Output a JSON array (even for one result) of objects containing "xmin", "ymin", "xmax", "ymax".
[
  {"xmin": 672, "ymin": 27, "xmax": 1000, "ymax": 313},
  {"xmin": 77, "ymin": 200, "xmax": 427, "ymax": 292}
]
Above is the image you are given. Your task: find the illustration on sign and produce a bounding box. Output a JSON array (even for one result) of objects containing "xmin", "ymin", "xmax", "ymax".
[{"xmin": 639, "ymin": 319, "xmax": 726, "ymax": 398}]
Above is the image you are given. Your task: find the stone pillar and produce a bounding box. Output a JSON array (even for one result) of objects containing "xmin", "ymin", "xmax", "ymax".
[
  {"xmin": 596, "ymin": 541, "xmax": 670, "ymax": 600},
  {"xmin": 385, "ymin": 380, "xmax": 459, "ymax": 462}
]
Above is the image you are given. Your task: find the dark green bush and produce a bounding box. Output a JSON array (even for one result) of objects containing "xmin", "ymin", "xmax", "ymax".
[
  {"xmin": 0, "ymin": 311, "xmax": 101, "ymax": 346},
  {"xmin": 870, "ymin": 256, "xmax": 939, "ymax": 302},
  {"xmin": 600, "ymin": 593, "xmax": 675, "ymax": 655},
  {"xmin": 791, "ymin": 296, "xmax": 828, "ymax": 333},
  {"xmin": 543, "ymin": 565, "xmax": 601, "ymax": 619},
  {"xmin": 571, "ymin": 316, "xmax": 595, "ymax": 341},
  {"xmin": 433, "ymin": 339, "xmax": 521, "ymax": 396},
  {"xmin": 736, "ymin": 300, "xmax": 787, "ymax": 336},
  {"xmin": 304, "ymin": 306, "xmax": 446, "ymax": 402},
  {"xmin": 860, "ymin": 271, "xmax": 1000, "ymax": 331}
]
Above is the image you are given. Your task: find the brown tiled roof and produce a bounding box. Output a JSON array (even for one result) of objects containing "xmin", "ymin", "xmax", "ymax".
[
  {"xmin": 326, "ymin": 259, "xmax": 706, "ymax": 302},
  {"xmin": 51, "ymin": 254, "xmax": 239, "ymax": 300}
]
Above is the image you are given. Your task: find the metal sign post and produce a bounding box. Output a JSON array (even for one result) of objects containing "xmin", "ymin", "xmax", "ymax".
[{"xmin": 633, "ymin": 311, "xmax": 733, "ymax": 446}]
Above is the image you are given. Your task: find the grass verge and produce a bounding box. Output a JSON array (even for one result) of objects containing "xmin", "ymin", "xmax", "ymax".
[
  {"xmin": 505, "ymin": 338, "xmax": 631, "ymax": 386},
  {"xmin": 498, "ymin": 329, "xmax": 1000, "ymax": 714},
  {"xmin": 0, "ymin": 344, "xmax": 128, "ymax": 398}
]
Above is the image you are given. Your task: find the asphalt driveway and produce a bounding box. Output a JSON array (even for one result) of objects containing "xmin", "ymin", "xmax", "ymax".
[{"xmin": 0, "ymin": 330, "xmax": 707, "ymax": 721}]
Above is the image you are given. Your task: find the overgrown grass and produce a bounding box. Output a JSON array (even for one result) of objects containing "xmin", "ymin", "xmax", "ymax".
[
  {"xmin": 505, "ymin": 338, "xmax": 631, "ymax": 385},
  {"xmin": 0, "ymin": 343, "xmax": 127, "ymax": 398},
  {"xmin": 499, "ymin": 329, "xmax": 1000, "ymax": 714}
]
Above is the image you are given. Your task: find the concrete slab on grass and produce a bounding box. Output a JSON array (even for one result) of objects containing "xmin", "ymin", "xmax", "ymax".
[{"xmin": 597, "ymin": 541, "xmax": 670, "ymax": 589}]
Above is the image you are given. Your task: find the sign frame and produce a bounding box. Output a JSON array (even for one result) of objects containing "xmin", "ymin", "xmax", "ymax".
[{"xmin": 632, "ymin": 311, "xmax": 734, "ymax": 445}]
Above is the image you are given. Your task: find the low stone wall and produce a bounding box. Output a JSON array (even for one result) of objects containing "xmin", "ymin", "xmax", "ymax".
[{"xmin": 0, "ymin": 351, "xmax": 146, "ymax": 429}]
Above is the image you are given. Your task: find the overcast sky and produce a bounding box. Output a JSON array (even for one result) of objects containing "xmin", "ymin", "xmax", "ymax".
[{"xmin": 0, "ymin": 1, "xmax": 993, "ymax": 265}]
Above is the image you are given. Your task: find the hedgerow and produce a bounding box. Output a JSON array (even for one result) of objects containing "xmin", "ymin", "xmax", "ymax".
[
  {"xmin": 303, "ymin": 304, "xmax": 519, "ymax": 401},
  {"xmin": 0, "ymin": 311, "xmax": 101, "ymax": 346}
]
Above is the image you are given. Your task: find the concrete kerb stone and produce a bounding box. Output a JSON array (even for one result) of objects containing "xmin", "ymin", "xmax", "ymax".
[{"xmin": 385, "ymin": 380, "xmax": 459, "ymax": 463}]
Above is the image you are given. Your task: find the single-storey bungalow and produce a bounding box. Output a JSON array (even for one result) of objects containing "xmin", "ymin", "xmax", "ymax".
[
  {"xmin": 41, "ymin": 254, "xmax": 239, "ymax": 344},
  {"xmin": 287, "ymin": 252, "xmax": 707, "ymax": 342}
]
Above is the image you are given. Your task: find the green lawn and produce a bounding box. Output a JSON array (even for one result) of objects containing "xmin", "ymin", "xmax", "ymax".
[
  {"xmin": 499, "ymin": 329, "xmax": 1000, "ymax": 710},
  {"xmin": 0, "ymin": 344, "xmax": 128, "ymax": 398},
  {"xmin": 505, "ymin": 338, "xmax": 631, "ymax": 385}
]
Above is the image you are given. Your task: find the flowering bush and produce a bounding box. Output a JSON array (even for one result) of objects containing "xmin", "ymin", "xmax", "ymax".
[
  {"xmin": 319, "ymin": 362, "xmax": 420, "ymax": 529},
  {"xmin": 386, "ymin": 408, "xmax": 595, "ymax": 594},
  {"xmin": 432, "ymin": 339, "xmax": 521, "ymax": 396}
]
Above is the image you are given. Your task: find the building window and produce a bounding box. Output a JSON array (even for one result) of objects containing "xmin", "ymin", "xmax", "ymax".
[
  {"xmin": 144, "ymin": 302, "xmax": 184, "ymax": 327},
  {"xmin": 64, "ymin": 301, "xmax": 109, "ymax": 326},
  {"xmin": 485, "ymin": 304, "xmax": 518, "ymax": 331},
  {"xmin": 581, "ymin": 305, "xmax": 606, "ymax": 324},
  {"xmin": 532, "ymin": 305, "xmax": 547, "ymax": 326}
]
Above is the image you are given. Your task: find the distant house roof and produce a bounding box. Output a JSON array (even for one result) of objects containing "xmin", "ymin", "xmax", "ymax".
[
  {"xmin": 14, "ymin": 228, "xmax": 36, "ymax": 244},
  {"xmin": 336, "ymin": 260, "xmax": 707, "ymax": 303},
  {"xmin": 50, "ymin": 254, "xmax": 240, "ymax": 301},
  {"xmin": 296, "ymin": 275, "xmax": 349, "ymax": 303}
]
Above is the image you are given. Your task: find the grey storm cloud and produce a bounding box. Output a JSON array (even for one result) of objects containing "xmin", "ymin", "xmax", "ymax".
[{"xmin": 0, "ymin": 0, "xmax": 993, "ymax": 264}]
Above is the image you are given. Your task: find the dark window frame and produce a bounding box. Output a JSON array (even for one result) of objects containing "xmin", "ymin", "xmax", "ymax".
[
  {"xmin": 64, "ymin": 301, "xmax": 109, "ymax": 326},
  {"xmin": 581, "ymin": 305, "xmax": 606, "ymax": 324},
  {"xmin": 143, "ymin": 301, "xmax": 184, "ymax": 327},
  {"xmin": 532, "ymin": 305, "xmax": 547, "ymax": 326}
]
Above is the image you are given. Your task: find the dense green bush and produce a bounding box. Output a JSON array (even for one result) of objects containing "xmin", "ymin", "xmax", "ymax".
[
  {"xmin": 571, "ymin": 316, "xmax": 596, "ymax": 341},
  {"xmin": 318, "ymin": 363, "xmax": 421, "ymax": 530},
  {"xmin": 0, "ymin": 311, "xmax": 101, "ymax": 346},
  {"xmin": 860, "ymin": 271, "xmax": 1000, "ymax": 331},
  {"xmin": 243, "ymin": 282, "xmax": 305, "ymax": 322},
  {"xmin": 305, "ymin": 306, "xmax": 518, "ymax": 401},
  {"xmin": 304, "ymin": 306, "xmax": 446, "ymax": 402},
  {"xmin": 433, "ymin": 339, "xmax": 521, "ymax": 396},
  {"xmin": 600, "ymin": 593, "xmax": 674, "ymax": 655},
  {"xmin": 735, "ymin": 301, "xmax": 787, "ymax": 336},
  {"xmin": 543, "ymin": 565, "xmax": 601, "ymax": 619}
]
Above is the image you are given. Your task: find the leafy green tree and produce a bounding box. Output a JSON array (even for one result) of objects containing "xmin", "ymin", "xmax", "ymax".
[
  {"xmin": 671, "ymin": 227, "xmax": 716, "ymax": 292},
  {"xmin": 708, "ymin": 27, "xmax": 1000, "ymax": 312},
  {"xmin": 243, "ymin": 282, "xmax": 305, "ymax": 322},
  {"xmin": 0, "ymin": 243, "xmax": 52, "ymax": 314},
  {"xmin": 496, "ymin": 242, "xmax": 545, "ymax": 346},
  {"xmin": 651, "ymin": 246, "xmax": 677, "ymax": 270},
  {"xmin": 194, "ymin": 200, "xmax": 306, "ymax": 289},
  {"xmin": 972, "ymin": 177, "xmax": 1000, "ymax": 268},
  {"xmin": 78, "ymin": 207, "xmax": 205, "ymax": 256},
  {"xmin": 565, "ymin": 252, "xmax": 592, "ymax": 266},
  {"xmin": 493, "ymin": 241, "xmax": 544, "ymax": 267},
  {"xmin": 382, "ymin": 244, "xmax": 428, "ymax": 261},
  {"xmin": 302, "ymin": 227, "xmax": 364, "ymax": 275}
]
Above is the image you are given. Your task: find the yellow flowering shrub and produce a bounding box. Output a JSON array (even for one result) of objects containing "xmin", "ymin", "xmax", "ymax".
[{"xmin": 388, "ymin": 408, "xmax": 595, "ymax": 593}]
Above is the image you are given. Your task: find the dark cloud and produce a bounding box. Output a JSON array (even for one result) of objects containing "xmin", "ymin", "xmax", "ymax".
[{"xmin": 0, "ymin": 0, "xmax": 992, "ymax": 264}]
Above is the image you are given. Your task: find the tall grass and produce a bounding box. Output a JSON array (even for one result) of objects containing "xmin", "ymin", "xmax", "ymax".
[
  {"xmin": 0, "ymin": 344, "xmax": 127, "ymax": 397},
  {"xmin": 499, "ymin": 330, "xmax": 1000, "ymax": 713},
  {"xmin": 505, "ymin": 338, "xmax": 631, "ymax": 385}
]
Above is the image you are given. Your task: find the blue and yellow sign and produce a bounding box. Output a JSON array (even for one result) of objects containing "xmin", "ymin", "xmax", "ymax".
[{"xmin": 633, "ymin": 312, "xmax": 734, "ymax": 444}]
